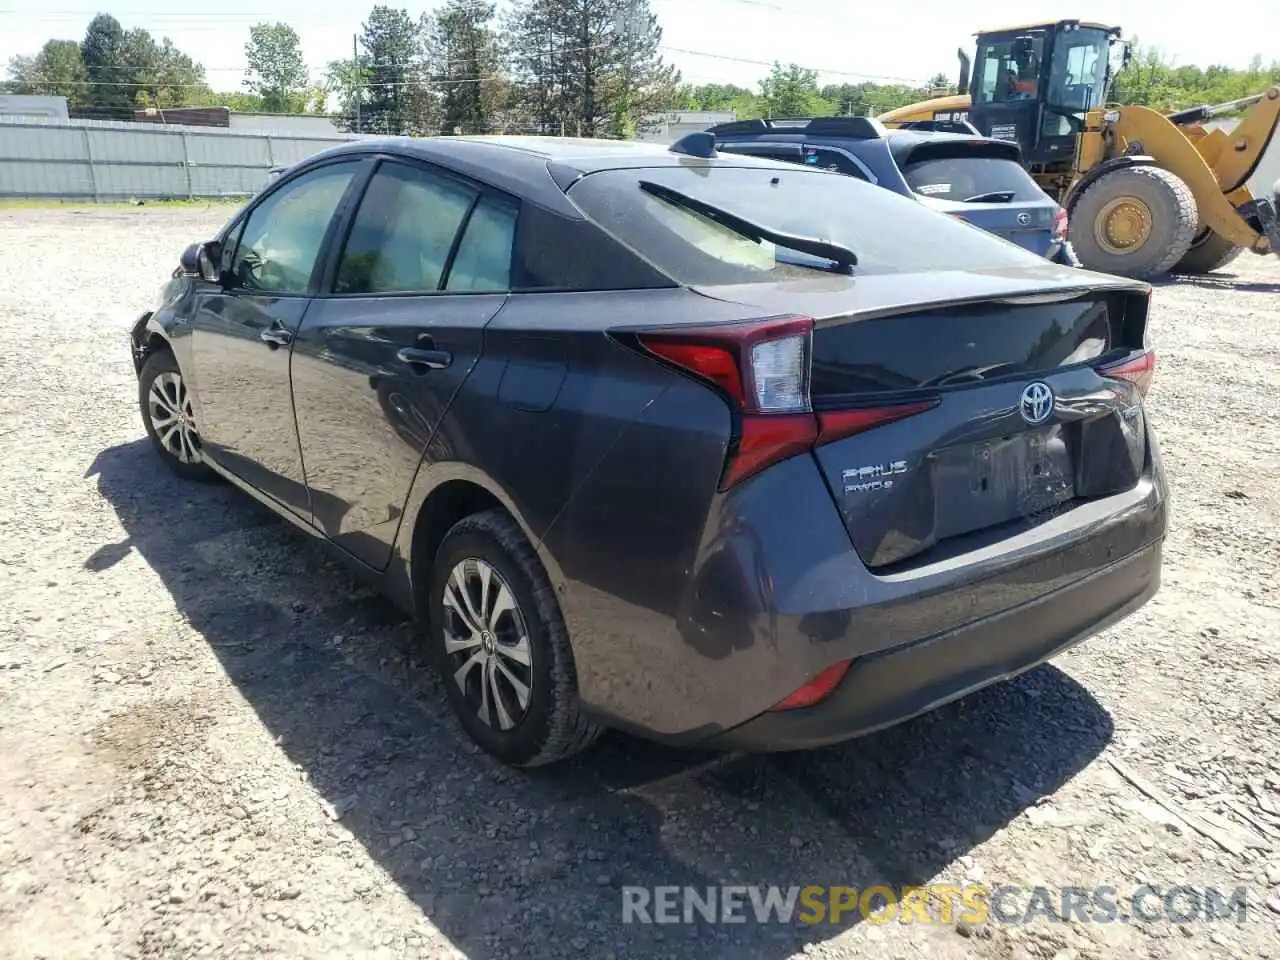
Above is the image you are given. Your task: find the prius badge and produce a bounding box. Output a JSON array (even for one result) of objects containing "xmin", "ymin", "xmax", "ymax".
[{"xmin": 1019, "ymin": 381, "xmax": 1055, "ymax": 425}]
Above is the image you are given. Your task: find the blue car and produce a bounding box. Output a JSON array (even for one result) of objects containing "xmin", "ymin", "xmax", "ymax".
[{"xmin": 706, "ymin": 116, "xmax": 1080, "ymax": 266}]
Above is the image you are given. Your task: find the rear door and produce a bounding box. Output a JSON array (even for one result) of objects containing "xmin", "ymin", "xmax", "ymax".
[
  {"xmin": 289, "ymin": 157, "xmax": 517, "ymax": 569},
  {"xmin": 895, "ymin": 142, "xmax": 1059, "ymax": 256}
]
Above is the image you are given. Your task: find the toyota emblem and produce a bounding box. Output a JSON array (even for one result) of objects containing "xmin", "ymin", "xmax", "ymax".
[
  {"xmin": 1017, "ymin": 212, "xmax": 1032, "ymax": 226},
  {"xmin": 1019, "ymin": 382, "xmax": 1055, "ymax": 424}
]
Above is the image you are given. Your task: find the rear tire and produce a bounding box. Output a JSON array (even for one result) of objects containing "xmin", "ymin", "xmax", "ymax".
[
  {"xmin": 138, "ymin": 349, "xmax": 215, "ymax": 482},
  {"xmin": 1069, "ymin": 166, "xmax": 1198, "ymax": 279},
  {"xmin": 427, "ymin": 509, "xmax": 602, "ymax": 767},
  {"xmin": 1173, "ymin": 228, "xmax": 1243, "ymax": 275}
]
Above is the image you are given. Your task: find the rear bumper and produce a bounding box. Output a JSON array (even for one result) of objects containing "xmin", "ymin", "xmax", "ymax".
[
  {"xmin": 699, "ymin": 539, "xmax": 1160, "ymax": 752},
  {"xmin": 549, "ymin": 379, "xmax": 1168, "ymax": 746}
]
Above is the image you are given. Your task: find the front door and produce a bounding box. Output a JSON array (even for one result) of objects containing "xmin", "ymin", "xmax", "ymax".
[
  {"xmin": 290, "ymin": 158, "xmax": 519, "ymax": 569},
  {"xmin": 187, "ymin": 159, "xmax": 363, "ymax": 518}
]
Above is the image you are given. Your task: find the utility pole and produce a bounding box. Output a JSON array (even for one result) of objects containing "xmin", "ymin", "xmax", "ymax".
[{"xmin": 353, "ymin": 33, "xmax": 361, "ymax": 133}]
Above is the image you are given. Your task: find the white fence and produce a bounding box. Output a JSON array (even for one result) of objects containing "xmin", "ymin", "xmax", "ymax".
[{"xmin": 0, "ymin": 117, "xmax": 364, "ymax": 200}]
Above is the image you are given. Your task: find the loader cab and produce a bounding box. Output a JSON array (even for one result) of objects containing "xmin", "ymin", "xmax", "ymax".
[{"xmin": 968, "ymin": 21, "xmax": 1123, "ymax": 168}]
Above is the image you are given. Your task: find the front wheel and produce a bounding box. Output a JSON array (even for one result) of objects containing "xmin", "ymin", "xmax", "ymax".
[
  {"xmin": 427, "ymin": 509, "xmax": 602, "ymax": 767},
  {"xmin": 1069, "ymin": 166, "xmax": 1198, "ymax": 279},
  {"xmin": 138, "ymin": 349, "xmax": 215, "ymax": 482}
]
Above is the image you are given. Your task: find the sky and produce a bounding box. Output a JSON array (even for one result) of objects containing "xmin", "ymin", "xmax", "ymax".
[{"xmin": 2, "ymin": 0, "xmax": 1279, "ymax": 95}]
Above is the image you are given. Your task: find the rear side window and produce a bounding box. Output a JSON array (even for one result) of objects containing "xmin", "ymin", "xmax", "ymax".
[
  {"xmin": 567, "ymin": 164, "xmax": 1047, "ymax": 285},
  {"xmin": 902, "ymin": 154, "xmax": 1044, "ymax": 202},
  {"xmin": 803, "ymin": 148, "xmax": 871, "ymax": 181},
  {"xmin": 335, "ymin": 161, "xmax": 477, "ymax": 295},
  {"xmin": 445, "ymin": 196, "xmax": 517, "ymax": 292}
]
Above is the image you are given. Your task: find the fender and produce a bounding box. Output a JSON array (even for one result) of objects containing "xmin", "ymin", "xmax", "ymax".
[
  {"xmin": 382, "ymin": 458, "xmax": 567, "ymax": 620},
  {"xmin": 1063, "ymin": 155, "xmax": 1158, "ymax": 215}
]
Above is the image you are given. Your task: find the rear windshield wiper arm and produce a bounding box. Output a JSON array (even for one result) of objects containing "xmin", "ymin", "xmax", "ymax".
[
  {"xmin": 638, "ymin": 179, "xmax": 857, "ymax": 271},
  {"xmin": 961, "ymin": 190, "xmax": 1017, "ymax": 203}
]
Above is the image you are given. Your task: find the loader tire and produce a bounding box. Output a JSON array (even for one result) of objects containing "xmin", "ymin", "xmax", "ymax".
[
  {"xmin": 1173, "ymin": 229, "xmax": 1244, "ymax": 275},
  {"xmin": 1070, "ymin": 166, "xmax": 1198, "ymax": 279}
]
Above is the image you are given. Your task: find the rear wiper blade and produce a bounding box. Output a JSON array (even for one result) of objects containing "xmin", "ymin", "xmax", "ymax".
[
  {"xmin": 638, "ymin": 179, "xmax": 857, "ymax": 271},
  {"xmin": 961, "ymin": 190, "xmax": 1017, "ymax": 203},
  {"xmin": 918, "ymin": 362, "xmax": 1021, "ymax": 387}
]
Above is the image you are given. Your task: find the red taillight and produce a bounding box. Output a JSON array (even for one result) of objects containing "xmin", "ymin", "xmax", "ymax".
[
  {"xmin": 722, "ymin": 414, "xmax": 818, "ymax": 489},
  {"xmin": 1100, "ymin": 349, "xmax": 1157, "ymax": 397},
  {"xmin": 637, "ymin": 316, "xmax": 933, "ymax": 490},
  {"xmin": 1053, "ymin": 208, "xmax": 1069, "ymax": 240},
  {"xmin": 638, "ymin": 341, "xmax": 745, "ymax": 407},
  {"xmin": 770, "ymin": 659, "xmax": 853, "ymax": 710},
  {"xmin": 817, "ymin": 401, "xmax": 940, "ymax": 447}
]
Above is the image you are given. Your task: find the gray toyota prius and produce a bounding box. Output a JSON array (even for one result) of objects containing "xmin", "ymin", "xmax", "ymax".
[{"xmin": 130, "ymin": 133, "xmax": 1167, "ymax": 768}]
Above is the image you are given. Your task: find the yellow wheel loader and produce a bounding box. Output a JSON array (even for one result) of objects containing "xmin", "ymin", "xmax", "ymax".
[{"xmin": 877, "ymin": 20, "xmax": 1280, "ymax": 279}]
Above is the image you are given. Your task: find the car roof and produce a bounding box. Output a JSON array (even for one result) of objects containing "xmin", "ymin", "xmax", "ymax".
[{"xmin": 296, "ymin": 134, "xmax": 798, "ymax": 216}]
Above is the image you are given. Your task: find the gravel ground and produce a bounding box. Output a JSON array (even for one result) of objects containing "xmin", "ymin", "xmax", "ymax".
[{"xmin": 0, "ymin": 204, "xmax": 1278, "ymax": 960}]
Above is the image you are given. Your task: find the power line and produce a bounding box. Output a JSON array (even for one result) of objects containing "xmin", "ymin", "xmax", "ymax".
[{"xmin": 660, "ymin": 46, "xmax": 926, "ymax": 85}]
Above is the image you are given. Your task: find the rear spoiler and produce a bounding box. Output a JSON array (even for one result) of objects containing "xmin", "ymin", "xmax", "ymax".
[{"xmin": 887, "ymin": 135, "xmax": 1024, "ymax": 169}]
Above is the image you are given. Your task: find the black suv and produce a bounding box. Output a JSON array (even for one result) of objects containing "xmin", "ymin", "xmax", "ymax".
[{"xmin": 707, "ymin": 116, "xmax": 1079, "ymax": 266}]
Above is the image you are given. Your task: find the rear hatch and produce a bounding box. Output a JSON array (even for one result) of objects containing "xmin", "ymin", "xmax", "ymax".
[
  {"xmin": 695, "ymin": 273, "xmax": 1154, "ymax": 570},
  {"xmin": 891, "ymin": 136, "xmax": 1060, "ymax": 256},
  {"xmin": 565, "ymin": 161, "xmax": 1152, "ymax": 570}
]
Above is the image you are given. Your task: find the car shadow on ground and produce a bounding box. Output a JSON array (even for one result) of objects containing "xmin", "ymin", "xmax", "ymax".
[
  {"xmin": 1159, "ymin": 273, "xmax": 1280, "ymax": 294},
  {"xmin": 85, "ymin": 438, "xmax": 1116, "ymax": 960}
]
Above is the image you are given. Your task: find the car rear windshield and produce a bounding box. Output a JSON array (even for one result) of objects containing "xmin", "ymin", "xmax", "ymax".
[
  {"xmin": 901, "ymin": 154, "xmax": 1045, "ymax": 203},
  {"xmin": 566, "ymin": 163, "xmax": 1047, "ymax": 285}
]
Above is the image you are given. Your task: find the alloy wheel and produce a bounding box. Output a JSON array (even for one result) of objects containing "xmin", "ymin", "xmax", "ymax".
[
  {"xmin": 441, "ymin": 558, "xmax": 533, "ymax": 731},
  {"xmin": 148, "ymin": 371, "xmax": 202, "ymax": 464}
]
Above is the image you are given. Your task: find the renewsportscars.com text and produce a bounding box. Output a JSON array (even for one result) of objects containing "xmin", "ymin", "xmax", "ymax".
[{"xmin": 620, "ymin": 884, "xmax": 1252, "ymax": 926}]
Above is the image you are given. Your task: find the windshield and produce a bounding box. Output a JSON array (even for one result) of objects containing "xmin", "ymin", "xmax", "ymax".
[
  {"xmin": 567, "ymin": 164, "xmax": 1048, "ymax": 285},
  {"xmin": 975, "ymin": 33, "xmax": 1045, "ymax": 104}
]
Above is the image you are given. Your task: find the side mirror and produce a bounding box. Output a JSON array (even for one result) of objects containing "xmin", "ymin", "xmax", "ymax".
[{"xmin": 180, "ymin": 241, "xmax": 222, "ymax": 283}]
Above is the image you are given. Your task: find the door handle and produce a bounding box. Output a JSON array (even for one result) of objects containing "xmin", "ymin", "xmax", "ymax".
[
  {"xmin": 396, "ymin": 347, "xmax": 452, "ymax": 371},
  {"xmin": 259, "ymin": 324, "xmax": 292, "ymax": 348}
]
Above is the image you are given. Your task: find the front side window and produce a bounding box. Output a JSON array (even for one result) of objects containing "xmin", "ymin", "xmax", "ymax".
[
  {"xmin": 229, "ymin": 161, "xmax": 359, "ymax": 295},
  {"xmin": 335, "ymin": 161, "xmax": 478, "ymax": 295}
]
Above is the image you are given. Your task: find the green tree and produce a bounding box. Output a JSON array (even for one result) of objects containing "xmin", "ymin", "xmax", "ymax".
[
  {"xmin": 1110, "ymin": 40, "xmax": 1280, "ymax": 111},
  {"xmin": 80, "ymin": 13, "xmax": 130, "ymax": 110},
  {"xmin": 360, "ymin": 5, "xmax": 432, "ymax": 134},
  {"xmin": 6, "ymin": 39, "xmax": 87, "ymax": 104},
  {"xmin": 504, "ymin": 0, "xmax": 677, "ymax": 137},
  {"xmin": 245, "ymin": 22, "xmax": 309, "ymax": 114},
  {"xmin": 74, "ymin": 14, "xmax": 207, "ymax": 111},
  {"xmin": 677, "ymin": 82, "xmax": 754, "ymax": 112},
  {"xmin": 927, "ymin": 71, "xmax": 954, "ymax": 94},
  {"xmin": 323, "ymin": 56, "xmax": 369, "ymax": 127},
  {"xmin": 758, "ymin": 62, "xmax": 833, "ymax": 118},
  {"xmin": 422, "ymin": 0, "xmax": 502, "ymax": 135}
]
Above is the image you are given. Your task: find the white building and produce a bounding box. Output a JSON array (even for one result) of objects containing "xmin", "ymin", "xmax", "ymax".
[
  {"xmin": 0, "ymin": 94, "xmax": 70, "ymax": 120},
  {"xmin": 637, "ymin": 110, "xmax": 737, "ymax": 144}
]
